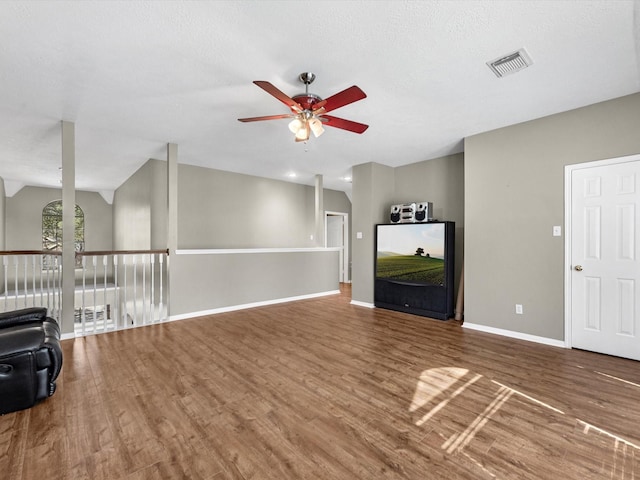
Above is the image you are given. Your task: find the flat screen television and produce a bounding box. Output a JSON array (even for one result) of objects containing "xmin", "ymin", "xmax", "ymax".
[{"xmin": 375, "ymin": 222, "xmax": 454, "ymax": 319}]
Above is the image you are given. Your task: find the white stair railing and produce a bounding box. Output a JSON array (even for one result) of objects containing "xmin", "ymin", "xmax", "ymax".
[
  {"xmin": 75, "ymin": 250, "xmax": 169, "ymax": 336},
  {"xmin": 0, "ymin": 249, "xmax": 168, "ymax": 335},
  {"xmin": 0, "ymin": 251, "xmax": 62, "ymax": 321}
]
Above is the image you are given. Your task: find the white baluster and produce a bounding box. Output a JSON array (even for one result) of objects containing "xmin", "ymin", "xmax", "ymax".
[
  {"xmin": 55, "ymin": 256, "xmax": 62, "ymax": 321},
  {"xmin": 103, "ymin": 255, "xmax": 109, "ymax": 329},
  {"xmin": 31, "ymin": 255, "xmax": 36, "ymax": 307},
  {"xmin": 3, "ymin": 256, "xmax": 8, "ymax": 313},
  {"xmin": 58, "ymin": 255, "xmax": 62, "ymax": 321},
  {"xmin": 92, "ymin": 255, "xmax": 98, "ymax": 333},
  {"xmin": 159, "ymin": 254, "xmax": 164, "ymax": 321},
  {"xmin": 81, "ymin": 256, "xmax": 86, "ymax": 336},
  {"xmin": 13, "ymin": 256, "xmax": 19, "ymax": 310},
  {"xmin": 52, "ymin": 256, "xmax": 57, "ymax": 318},
  {"xmin": 40, "ymin": 255, "xmax": 51, "ymax": 311},
  {"xmin": 23, "ymin": 257, "xmax": 28, "ymax": 308},
  {"xmin": 122, "ymin": 255, "xmax": 128, "ymax": 327},
  {"xmin": 132, "ymin": 255, "xmax": 138, "ymax": 326},
  {"xmin": 141, "ymin": 254, "xmax": 147, "ymax": 325},
  {"xmin": 38, "ymin": 255, "xmax": 44, "ymax": 307},
  {"xmin": 113, "ymin": 255, "xmax": 119, "ymax": 329},
  {"xmin": 150, "ymin": 254, "xmax": 156, "ymax": 323},
  {"xmin": 53, "ymin": 255, "xmax": 59, "ymax": 318}
]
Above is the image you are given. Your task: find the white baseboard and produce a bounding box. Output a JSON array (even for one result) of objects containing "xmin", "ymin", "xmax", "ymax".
[
  {"xmin": 168, "ymin": 289, "xmax": 341, "ymax": 322},
  {"xmin": 463, "ymin": 322, "xmax": 567, "ymax": 348},
  {"xmin": 350, "ymin": 300, "xmax": 375, "ymax": 308},
  {"xmin": 60, "ymin": 332, "xmax": 76, "ymax": 340}
]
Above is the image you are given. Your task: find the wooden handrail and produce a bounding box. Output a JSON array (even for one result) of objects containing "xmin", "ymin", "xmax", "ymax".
[
  {"xmin": 0, "ymin": 249, "xmax": 169, "ymax": 257},
  {"xmin": 0, "ymin": 250, "xmax": 62, "ymax": 256},
  {"xmin": 76, "ymin": 249, "xmax": 169, "ymax": 256}
]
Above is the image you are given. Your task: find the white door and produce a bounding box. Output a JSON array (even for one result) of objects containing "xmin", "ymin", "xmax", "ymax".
[
  {"xmin": 568, "ymin": 156, "xmax": 640, "ymax": 360},
  {"xmin": 325, "ymin": 212, "xmax": 349, "ymax": 283}
]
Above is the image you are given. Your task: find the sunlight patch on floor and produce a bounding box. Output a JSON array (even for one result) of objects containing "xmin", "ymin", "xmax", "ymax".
[
  {"xmin": 409, "ymin": 367, "xmax": 469, "ymax": 413},
  {"xmin": 410, "ymin": 366, "xmax": 639, "ymax": 479},
  {"xmin": 491, "ymin": 380, "xmax": 565, "ymax": 414},
  {"xmin": 594, "ymin": 371, "xmax": 640, "ymax": 389},
  {"xmin": 442, "ymin": 385, "xmax": 513, "ymax": 454},
  {"xmin": 579, "ymin": 420, "xmax": 640, "ymax": 450},
  {"xmin": 416, "ymin": 373, "xmax": 482, "ymax": 427}
]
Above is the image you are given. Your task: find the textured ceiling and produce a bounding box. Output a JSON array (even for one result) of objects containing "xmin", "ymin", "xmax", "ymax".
[{"xmin": 0, "ymin": 0, "xmax": 638, "ymax": 196}]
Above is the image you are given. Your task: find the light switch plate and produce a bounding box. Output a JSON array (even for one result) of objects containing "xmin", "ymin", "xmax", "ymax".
[
  {"xmin": 553, "ymin": 226, "xmax": 561, "ymax": 236},
  {"xmin": 356, "ymin": 232, "xmax": 363, "ymax": 239}
]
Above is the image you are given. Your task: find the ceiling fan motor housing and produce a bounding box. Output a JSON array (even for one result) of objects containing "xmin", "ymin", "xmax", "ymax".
[{"xmin": 292, "ymin": 93, "xmax": 323, "ymax": 111}]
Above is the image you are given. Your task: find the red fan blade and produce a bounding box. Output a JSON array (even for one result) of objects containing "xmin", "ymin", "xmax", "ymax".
[
  {"xmin": 238, "ymin": 114, "xmax": 293, "ymax": 122},
  {"xmin": 254, "ymin": 81, "xmax": 302, "ymax": 111},
  {"xmin": 321, "ymin": 115, "xmax": 369, "ymax": 134},
  {"xmin": 311, "ymin": 99, "xmax": 327, "ymax": 111},
  {"xmin": 321, "ymin": 86, "xmax": 367, "ymax": 113}
]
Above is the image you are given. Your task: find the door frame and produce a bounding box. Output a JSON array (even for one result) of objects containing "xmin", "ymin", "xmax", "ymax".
[
  {"xmin": 324, "ymin": 211, "xmax": 350, "ymax": 283},
  {"xmin": 564, "ymin": 153, "xmax": 640, "ymax": 348}
]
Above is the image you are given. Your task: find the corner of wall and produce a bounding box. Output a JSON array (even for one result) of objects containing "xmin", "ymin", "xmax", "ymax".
[{"xmin": 351, "ymin": 162, "xmax": 395, "ymax": 304}]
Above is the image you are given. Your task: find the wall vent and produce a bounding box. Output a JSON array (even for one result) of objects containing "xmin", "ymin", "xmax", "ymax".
[{"xmin": 487, "ymin": 48, "xmax": 533, "ymax": 77}]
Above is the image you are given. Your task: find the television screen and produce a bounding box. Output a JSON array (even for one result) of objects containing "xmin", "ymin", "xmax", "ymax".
[{"xmin": 376, "ymin": 223, "xmax": 446, "ymax": 286}]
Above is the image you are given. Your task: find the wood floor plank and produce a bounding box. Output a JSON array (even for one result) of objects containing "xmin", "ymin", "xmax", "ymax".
[{"xmin": 2, "ymin": 284, "xmax": 640, "ymax": 479}]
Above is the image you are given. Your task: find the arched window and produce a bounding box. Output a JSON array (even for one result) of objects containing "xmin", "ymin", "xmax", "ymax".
[{"xmin": 42, "ymin": 200, "xmax": 84, "ymax": 266}]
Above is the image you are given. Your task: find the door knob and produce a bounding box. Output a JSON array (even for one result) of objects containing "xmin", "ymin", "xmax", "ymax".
[{"xmin": 574, "ymin": 265, "xmax": 583, "ymax": 271}]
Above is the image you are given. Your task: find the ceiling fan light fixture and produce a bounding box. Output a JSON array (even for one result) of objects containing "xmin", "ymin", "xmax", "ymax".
[
  {"xmin": 288, "ymin": 117, "xmax": 303, "ymax": 134},
  {"xmin": 295, "ymin": 122, "xmax": 310, "ymax": 142},
  {"xmin": 309, "ymin": 117, "xmax": 324, "ymax": 138}
]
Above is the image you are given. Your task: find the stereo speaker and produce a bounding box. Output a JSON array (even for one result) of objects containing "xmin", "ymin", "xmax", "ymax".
[
  {"xmin": 414, "ymin": 202, "xmax": 433, "ymax": 222},
  {"xmin": 390, "ymin": 203, "xmax": 416, "ymax": 223}
]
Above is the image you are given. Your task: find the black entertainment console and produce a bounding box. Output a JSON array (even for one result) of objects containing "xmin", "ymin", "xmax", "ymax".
[{"xmin": 374, "ymin": 221, "xmax": 455, "ymax": 320}]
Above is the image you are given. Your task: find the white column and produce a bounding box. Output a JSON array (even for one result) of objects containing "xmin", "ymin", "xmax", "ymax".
[
  {"xmin": 166, "ymin": 143, "xmax": 178, "ymax": 319},
  {"xmin": 61, "ymin": 121, "xmax": 76, "ymax": 335},
  {"xmin": 167, "ymin": 143, "xmax": 178, "ymax": 254}
]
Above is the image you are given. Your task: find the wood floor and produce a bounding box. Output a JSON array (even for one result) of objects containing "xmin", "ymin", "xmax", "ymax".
[{"xmin": 2, "ymin": 284, "xmax": 639, "ymax": 479}]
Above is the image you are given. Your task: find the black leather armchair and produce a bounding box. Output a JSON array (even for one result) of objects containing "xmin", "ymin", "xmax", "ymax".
[{"xmin": 0, "ymin": 307, "xmax": 63, "ymax": 414}]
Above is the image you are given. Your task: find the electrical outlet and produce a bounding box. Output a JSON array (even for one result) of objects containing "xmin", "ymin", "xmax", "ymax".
[
  {"xmin": 515, "ymin": 304, "xmax": 523, "ymax": 314},
  {"xmin": 553, "ymin": 226, "xmax": 561, "ymax": 236}
]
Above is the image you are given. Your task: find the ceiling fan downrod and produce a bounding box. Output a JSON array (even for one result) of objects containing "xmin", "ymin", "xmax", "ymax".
[{"xmin": 298, "ymin": 72, "xmax": 316, "ymax": 92}]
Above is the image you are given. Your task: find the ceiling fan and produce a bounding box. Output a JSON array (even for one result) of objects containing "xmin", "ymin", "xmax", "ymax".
[{"xmin": 238, "ymin": 72, "xmax": 368, "ymax": 142}]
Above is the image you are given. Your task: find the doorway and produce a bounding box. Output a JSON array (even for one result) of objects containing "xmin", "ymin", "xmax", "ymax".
[
  {"xmin": 325, "ymin": 211, "xmax": 349, "ymax": 283},
  {"xmin": 565, "ymin": 153, "xmax": 640, "ymax": 360}
]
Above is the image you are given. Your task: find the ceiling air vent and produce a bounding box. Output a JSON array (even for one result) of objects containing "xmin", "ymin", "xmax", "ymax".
[{"xmin": 487, "ymin": 48, "xmax": 533, "ymax": 78}]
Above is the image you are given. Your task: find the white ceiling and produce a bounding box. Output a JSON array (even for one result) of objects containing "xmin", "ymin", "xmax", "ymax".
[{"xmin": 1, "ymin": 0, "xmax": 639, "ymax": 196}]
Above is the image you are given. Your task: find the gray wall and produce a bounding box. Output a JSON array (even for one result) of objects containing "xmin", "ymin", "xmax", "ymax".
[
  {"xmin": 170, "ymin": 250, "xmax": 339, "ymax": 316},
  {"xmin": 6, "ymin": 186, "xmax": 113, "ymax": 252},
  {"xmin": 351, "ymin": 156, "xmax": 465, "ymax": 305},
  {"xmin": 113, "ymin": 160, "xmax": 154, "ymax": 250},
  {"xmin": 465, "ymin": 92, "xmax": 640, "ymax": 340},
  {"xmin": 150, "ymin": 160, "xmax": 168, "ymax": 250},
  {"xmin": 394, "ymin": 153, "xmax": 465, "ymax": 298},
  {"xmin": 112, "ymin": 159, "xmax": 348, "ymax": 317},
  {"xmin": 113, "ymin": 158, "xmax": 168, "ymax": 250},
  {"xmin": 113, "ymin": 159, "xmax": 351, "ymax": 251},
  {"xmin": 351, "ymin": 162, "xmax": 395, "ymax": 303},
  {"xmin": 177, "ymin": 164, "xmax": 351, "ymax": 249}
]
